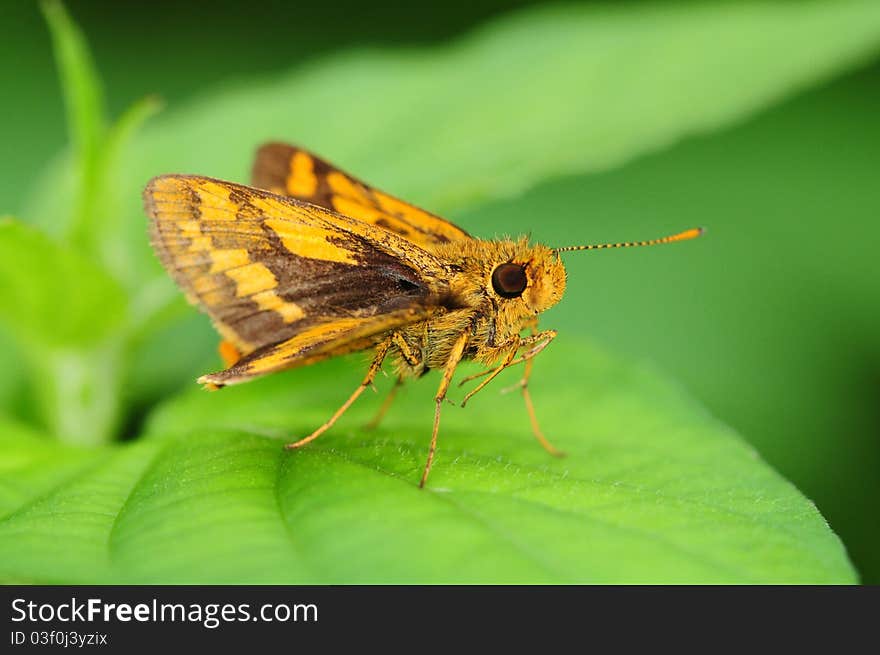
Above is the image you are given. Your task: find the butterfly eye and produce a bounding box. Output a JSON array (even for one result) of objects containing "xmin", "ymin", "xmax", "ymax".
[{"xmin": 491, "ymin": 263, "xmax": 528, "ymax": 299}]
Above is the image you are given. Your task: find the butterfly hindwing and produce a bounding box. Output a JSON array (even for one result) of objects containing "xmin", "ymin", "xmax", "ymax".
[
  {"xmin": 251, "ymin": 143, "xmax": 471, "ymax": 248},
  {"xmin": 199, "ymin": 308, "xmax": 431, "ymax": 387},
  {"xmin": 144, "ymin": 175, "xmax": 450, "ymax": 378}
]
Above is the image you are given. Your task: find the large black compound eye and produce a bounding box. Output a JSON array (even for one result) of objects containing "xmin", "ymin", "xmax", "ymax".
[{"xmin": 491, "ymin": 262, "xmax": 528, "ymax": 299}]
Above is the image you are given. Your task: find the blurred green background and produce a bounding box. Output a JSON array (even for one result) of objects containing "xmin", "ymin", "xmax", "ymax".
[{"xmin": 0, "ymin": 0, "xmax": 878, "ymax": 582}]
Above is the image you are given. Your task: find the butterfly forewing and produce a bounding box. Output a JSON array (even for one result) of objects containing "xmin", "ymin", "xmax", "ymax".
[
  {"xmin": 144, "ymin": 175, "xmax": 450, "ymax": 378},
  {"xmin": 251, "ymin": 143, "xmax": 471, "ymax": 248}
]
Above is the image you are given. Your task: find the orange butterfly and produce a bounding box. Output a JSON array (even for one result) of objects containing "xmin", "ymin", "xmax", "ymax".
[{"xmin": 144, "ymin": 143, "xmax": 702, "ymax": 487}]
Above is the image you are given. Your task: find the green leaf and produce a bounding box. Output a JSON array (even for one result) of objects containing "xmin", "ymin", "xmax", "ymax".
[
  {"xmin": 0, "ymin": 341, "xmax": 855, "ymax": 583},
  {"xmin": 5, "ymin": 5, "xmax": 162, "ymax": 443},
  {"xmin": 0, "ymin": 220, "xmax": 126, "ymax": 347},
  {"xmin": 40, "ymin": 1, "xmax": 162, "ymax": 280},
  {"xmin": 0, "ymin": 220, "xmax": 128, "ymax": 444},
  {"xmin": 0, "ymin": 330, "xmax": 29, "ymax": 422},
  {"xmin": 97, "ymin": 94, "xmax": 164, "ymax": 286},
  {"xmin": 39, "ymin": 0, "xmax": 106, "ymax": 252}
]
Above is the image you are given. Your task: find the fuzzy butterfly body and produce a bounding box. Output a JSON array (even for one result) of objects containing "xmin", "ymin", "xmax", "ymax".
[{"xmin": 144, "ymin": 143, "xmax": 701, "ymax": 486}]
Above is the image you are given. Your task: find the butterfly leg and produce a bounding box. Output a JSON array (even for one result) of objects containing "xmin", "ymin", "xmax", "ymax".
[
  {"xmin": 285, "ymin": 338, "xmax": 392, "ymax": 450},
  {"xmin": 458, "ymin": 329, "xmax": 564, "ymax": 456},
  {"xmin": 512, "ymin": 330, "xmax": 564, "ymax": 458},
  {"xmin": 457, "ymin": 329, "xmax": 557, "ymax": 389},
  {"xmin": 459, "ymin": 338, "xmax": 520, "ymax": 408},
  {"xmin": 420, "ymin": 330, "xmax": 470, "ymax": 488},
  {"xmin": 363, "ymin": 375, "xmax": 403, "ymax": 431},
  {"xmin": 364, "ymin": 332, "xmax": 421, "ymax": 430}
]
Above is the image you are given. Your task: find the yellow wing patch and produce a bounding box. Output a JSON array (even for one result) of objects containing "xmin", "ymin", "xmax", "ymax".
[
  {"xmin": 263, "ymin": 218, "xmax": 358, "ymax": 265},
  {"xmin": 288, "ymin": 151, "xmax": 318, "ymax": 196},
  {"xmin": 251, "ymin": 143, "xmax": 472, "ymax": 249}
]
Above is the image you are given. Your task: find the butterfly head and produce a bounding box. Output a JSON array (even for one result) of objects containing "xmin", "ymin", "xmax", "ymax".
[{"xmin": 488, "ymin": 242, "xmax": 567, "ymax": 316}]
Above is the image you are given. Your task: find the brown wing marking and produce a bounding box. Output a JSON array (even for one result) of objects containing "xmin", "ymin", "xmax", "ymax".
[{"xmin": 251, "ymin": 142, "xmax": 471, "ymax": 248}]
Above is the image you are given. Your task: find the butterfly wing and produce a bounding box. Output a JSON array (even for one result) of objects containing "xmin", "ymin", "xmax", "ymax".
[
  {"xmin": 198, "ymin": 309, "xmax": 427, "ymax": 387},
  {"xmin": 144, "ymin": 175, "xmax": 451, "ymax": 385},
  {"xmin": 251, "ymin": 143, "xmax": 471, "ymax": 248}
]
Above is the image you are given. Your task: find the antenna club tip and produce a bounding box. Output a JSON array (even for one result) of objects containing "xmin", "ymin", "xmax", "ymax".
[{"xmin": 676, "ymin": 227, "xmax": 705, "ymax": 241}]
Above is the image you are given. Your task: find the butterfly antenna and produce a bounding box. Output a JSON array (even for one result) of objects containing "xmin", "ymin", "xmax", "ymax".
[{"xmin": 555, "ymin": 227, "xmax": 704, "ymax": 253}]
